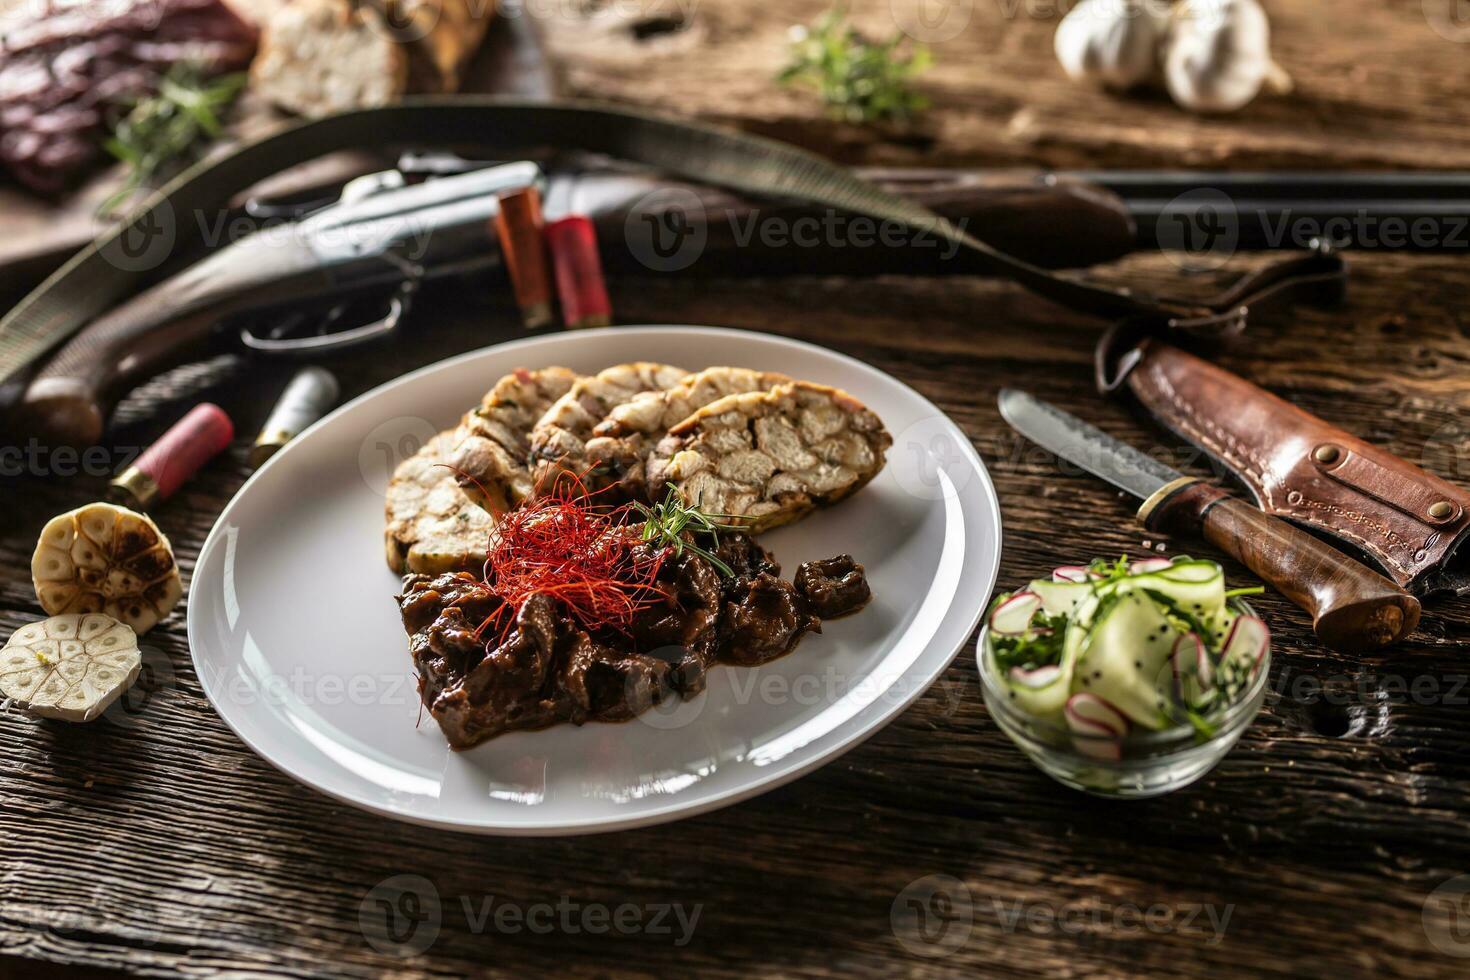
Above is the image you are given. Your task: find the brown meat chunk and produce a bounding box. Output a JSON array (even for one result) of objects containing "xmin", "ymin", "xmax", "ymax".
[
  {"xmin": 719, "ymin": 572, "xmax": 820, "ymax": 667},
  {"xmin": 795, "ymin": 555, "xmax": 871, "ymax": 618}
]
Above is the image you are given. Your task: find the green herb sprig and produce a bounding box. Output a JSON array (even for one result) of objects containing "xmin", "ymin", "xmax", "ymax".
[
  {"xmin": 988, "ymin": 603, "xmax": 1068, "ymax": 674},
  {"xmin": 777, "ymin": 7, "xmax": 932, "ymax": 125},
  {"xmin": 100, "ymin": 64, "xmax": 247, "ymax": 216},
  {"xmin": 632, "ymin": 487, "xmax": 749, "ymax": 578}
]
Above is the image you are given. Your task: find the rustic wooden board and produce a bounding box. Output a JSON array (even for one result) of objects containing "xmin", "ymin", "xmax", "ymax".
[{"xmin": 4, "ymin": 1, "xmax": 1470, "ymax": 978}]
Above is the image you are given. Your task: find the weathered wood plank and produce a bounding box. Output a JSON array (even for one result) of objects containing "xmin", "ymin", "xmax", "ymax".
[{"xmin": 5, "ymin": 1, "xmax": 1470, "ymax": 976}]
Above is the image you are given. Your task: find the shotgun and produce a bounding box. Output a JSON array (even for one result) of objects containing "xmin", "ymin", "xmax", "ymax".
[{"xmin": 6, "ymin": 159, "xmax": 1139, "ymax": 446}]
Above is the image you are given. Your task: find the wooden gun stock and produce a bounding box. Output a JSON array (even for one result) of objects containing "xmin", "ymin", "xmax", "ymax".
[{"xmin": 17, "ymin": 236, "xmax": 328, "ymax": 447}]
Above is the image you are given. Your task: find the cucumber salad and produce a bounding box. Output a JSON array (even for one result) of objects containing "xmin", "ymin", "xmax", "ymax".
[{"xmin": 986, "ymin": 556, "xmax": 1269, "ymax": 753}]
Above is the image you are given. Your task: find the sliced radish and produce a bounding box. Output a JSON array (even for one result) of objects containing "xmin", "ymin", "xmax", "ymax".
[
  {"xmin": 1170, "ymin": 632, "xmax": 1212, "ymax": 704},
  {"xmin": 989, "ymin": 591, "xmax": 1041, "ymax": 635},
  {"xmin": 1065, "ymin": 692, "xmax": 1130, "ymax": 735},
  {"xmin": 1065, "ymin": 692, "xmax": 1128, "ymax": 761},
  {"xmin": 1009, "ymin": 664, "xmax": 1062, "ymax": 689},
  {"xmin": 1128, "ymin": 556, "xmax": 1173, "ymax": 575},
  {"xmin": 1222, "ymin": 615, "xmax": 1270, "ymax": 676},
  {"xmin": 1053, "ymin": 566, "xmax": 1090, "ymax": 583}
]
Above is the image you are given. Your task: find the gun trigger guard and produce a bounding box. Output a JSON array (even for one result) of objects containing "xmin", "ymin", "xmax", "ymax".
[{"xmin": 238, "ymin": 264, "xmax": 419, "ymax": 356}]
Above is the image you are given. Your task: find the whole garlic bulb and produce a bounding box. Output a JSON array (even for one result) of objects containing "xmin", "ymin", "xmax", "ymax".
[
  {"xmin": 1164, "ymin": 0, "xmax": 1293, "ymax": 112},
  {"xmin": 1054, "ymin": 0, "xmax": 1171, "ymax": 91}
]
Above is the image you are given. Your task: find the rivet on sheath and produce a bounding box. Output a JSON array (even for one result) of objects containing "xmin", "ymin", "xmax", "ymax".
[
  {"xmin": 1313, "ymin": 445, "xmax": 1341, "ymax": 465},
  {"xmin": 1429, "ymin": 501, "xmax": 1454, "ymax": 520}
]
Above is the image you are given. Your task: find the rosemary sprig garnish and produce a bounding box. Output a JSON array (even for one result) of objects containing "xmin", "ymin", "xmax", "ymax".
[
  {"xmin": 778, "ymin": 6, "xmax": 932, "ymax": 125},
  {"xmin": 99, "ymin": 64, "xmax": 247, "ymax": 217},
  {"xmin": 632, "ymin": 487, "xmax": 748, "ymax": 578}
]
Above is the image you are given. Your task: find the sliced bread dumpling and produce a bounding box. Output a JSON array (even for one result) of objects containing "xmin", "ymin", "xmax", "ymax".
[
  {"xmin": 527, "ymin": 361, "xmax": 687, "ymax": 492},
  {"xmin": 385, "ymin": 431, "xmax": 494, "ymax": 575},
  {"xmin": 584, "ymin": 367, "xmax": 791, "ymax": 501},
  {"xmin": 448, "ymin": 366, "xmax": 579, "ymax": 515},
  {"xmin": 647, "ymin": 381, "xmax": 893, "ymax": 533}
]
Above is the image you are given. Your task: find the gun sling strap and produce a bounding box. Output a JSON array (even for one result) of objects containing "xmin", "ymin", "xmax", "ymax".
[{"xmin": 0, "ymin": 97, "xmax": 1348, "ymax": 387}]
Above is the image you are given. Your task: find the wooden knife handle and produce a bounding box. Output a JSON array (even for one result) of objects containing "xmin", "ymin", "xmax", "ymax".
[{"xmin": 1139, "ymin": 478, "xmax": 1421, "ymax": 651}]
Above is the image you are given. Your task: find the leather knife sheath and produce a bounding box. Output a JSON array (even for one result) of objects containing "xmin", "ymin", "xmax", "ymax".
[{"xmin": 1116, "ymin": 340, "xmax": 1470, "ymax": 596}]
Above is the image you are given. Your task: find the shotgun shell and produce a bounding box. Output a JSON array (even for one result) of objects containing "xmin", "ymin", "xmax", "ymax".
[
  {"xmin": 109, "ymin": 403, "xmax": 234, "ymax": 509},
  {"xmin": 545, "ymin": 215, "xmax": 612, "ymax": 329},
  {"xmin": 249, "ymin": 367, "xmax": 341, "ymax": 468},
  {"xmin": 493, "ymin": 185, "xmax": 553, "ymax": 329}
]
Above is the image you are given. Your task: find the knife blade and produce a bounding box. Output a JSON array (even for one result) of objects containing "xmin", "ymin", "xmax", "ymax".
[{"xmin": 997, "ymin": 389, "xmax": 1421, "ymax": 651}]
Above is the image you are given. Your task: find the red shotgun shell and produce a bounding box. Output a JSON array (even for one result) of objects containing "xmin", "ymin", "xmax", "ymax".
[
  {"xmin": 545, "ymin": 215, "xmax": 612, "ymax": 330},
  {"xmin": 493, "ymin": 185, "xmax": 553, "ymax": 329},
  {"xmin": 110, "ymin": 403, "xmax": 235, "ymax": 508}
]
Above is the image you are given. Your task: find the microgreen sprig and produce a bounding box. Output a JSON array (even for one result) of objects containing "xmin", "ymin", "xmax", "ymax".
[
  {"xmin": 778, "ymin": 6, "xmax": 932, "ymax": 125},
  {"xmin": 631, "ymin": 487, "xmax": 749, "ymax": 578},
  {"xmin": 99, "ymin": 64, "xmax": 247, "ymax": 217}
]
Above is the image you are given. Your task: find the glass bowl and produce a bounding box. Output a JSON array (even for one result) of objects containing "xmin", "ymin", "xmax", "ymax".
[{"xmin": 977, "ymin": 599, "xmax": 1270, "ymax": 799}]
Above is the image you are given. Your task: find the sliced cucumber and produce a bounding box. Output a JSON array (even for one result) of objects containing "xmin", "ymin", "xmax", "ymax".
[
  {"xmin": 1027, "ymin": 578, "xmax": 1091, "ymax": 617},
  {"xmin": 1129, "ymin": 556, "xmax": 1173, "ymax": 575},
  {"xmin": 1073, "ymin": 590, "xmax": 1178, "ymax": 730},
  {"xmin": 1116, "ymin": 559, "xmax": 1226, "ymax": 619}
]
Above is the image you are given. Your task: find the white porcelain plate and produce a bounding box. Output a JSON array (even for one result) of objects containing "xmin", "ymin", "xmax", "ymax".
[{"xmin": 188, "ymin": 326, "xmax": 1001, "ymax": 835}]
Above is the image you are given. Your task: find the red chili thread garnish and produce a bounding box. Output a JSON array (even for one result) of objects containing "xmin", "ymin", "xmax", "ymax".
[{"xmin": 471, "ymin": 468, "xmax": 670, "ymax": 645}]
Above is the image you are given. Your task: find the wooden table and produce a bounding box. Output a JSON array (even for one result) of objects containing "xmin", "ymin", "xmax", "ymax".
[{"xmin": 3, "ymin": 2, "xmax": 1470, "ymax": 976}]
